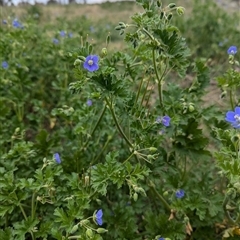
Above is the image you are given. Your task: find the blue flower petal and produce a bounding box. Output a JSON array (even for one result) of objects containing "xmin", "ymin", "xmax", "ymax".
[
  {"xmin": 92, "ymin": 55, "xmax": 99, "ymax": 63},
  {"xmin": 96, "ymin": 209, "xmax": 103, "ymax": 218},
  {"xmin": 235, "ymin": 107, "xmax": 240, "ymax": 115},
  {"xmin": 96, "ymin": 218, "xmax": 103, "ymax": 226},
  {"xmin": 54, "ymin": 153, "xmax": 61, "ymax": 164},
  {"xmin": 225, "ymin": 111, "xmax": 236, "ymax": 122},
  {"xmin": 227, "ymin": 46, "xmax": 237, "ymax": 55},
  {"xmin": 83, "ymin": 55, "xmax": 99, "ymax": 72},
  {"xmin": 162, "ymin": 116, "xmax": 171, "ymax": 127},
  {"xmin": 175, "ymin": 189, "xmax": 185, "ymax": 199},
  {"xmin": 95, "ymin": 209, "xmax": 103, "ymax": 226},
  {"xmin": 85, "ymin": 55, "xmax": 92, "ymax": 62},
  {"xmin": 232, "ymin": 122, "xmax": 240, "ymax": 128}
]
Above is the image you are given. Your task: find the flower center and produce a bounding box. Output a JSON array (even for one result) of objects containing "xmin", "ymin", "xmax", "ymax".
[
  {"xmin": 234, "ymin": 114, "xmax": 240, "ymax": 123},
  {"xmin": 88, "ymin": 60, "xmax": 93, "ymax": 66}
]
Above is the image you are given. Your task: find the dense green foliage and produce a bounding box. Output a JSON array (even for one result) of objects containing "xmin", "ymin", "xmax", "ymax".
[{"xmin": 0, "ymin": 0, "xmax": 240, "ymax": 239}]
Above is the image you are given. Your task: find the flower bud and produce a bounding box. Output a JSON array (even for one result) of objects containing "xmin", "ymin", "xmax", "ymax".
[
  {"xmin": 160, "ymin": 12, "xmax": 165, "ymax": 19},
  {"xmin": 163, "ymin": 191, "xmax": 169, "ymax": 196},
  {"xmin": 188, "ymin": 104, "xmax": 195, "ymax": 112},
  {"xmin": 106, "ymin": 34, "xmax": 111, "ymax": 45},
  {"xmin": 119, "ymin": 30, "xmax": 124, "ymax": 35},
  {"xmin": 88, "ymin": 44, "xmax": 93, "ymax": 54},
  {"xmin": 133, "ymin": 192, "xmax": 138, "ymax": 201},
  {"xmin": 96, "ymin": 228, "xmax": 108, "ymax": 234},
  {"xmin": 115, "ymin": 25, "xmax": 122, "ymax": 31},
  {"xmin": 168, "ymin": 3, "xmax": 176, "ymax": 8},
  {"xmin": 101, "ymin": 48, "xmax": 107, "ymax": 57},
  {"xmin": 167, "ymin": 13, "xmax": 173, "ymax": 21},
  {"xmin": 118, "ymin": 22, "xmax": 126, "ymax": 28},
  {"xmin": 157, "ymin": 0, "xmax": 162, "ymax": 8},
  {"xmin": 86, "ymin": 228, "xmax": 93, "ymax": 238},
  {"xmin": 176, "ymin": 7, "xmax": 185, "ymax": 16},
  {"xmin": 149, "ymin": 147, "xmax": 157, "ymax": 152},
  {"xmin": 220, "ymin": 90, "xmax": 227, "ymax": 99},
  {"xmin": 138, "ymin": 188, "xmax": 147, "ymax": 197},
  {"xmin": 84, "ymin": 176, "xmax": 90, "ymax": 187},
  {"xmin": 15, "ymin": 127, "xmax": 20, "ymax": 133},
  {"xmin": 74, "ymin": 59, "xmax": 82, "ymax": 66},
  {"xmin": 70, "ymin": 224, "xmax": 79, "ymax": 234}
]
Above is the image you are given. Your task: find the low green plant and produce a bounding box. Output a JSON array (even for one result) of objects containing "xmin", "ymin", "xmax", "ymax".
[{"xmin": 0, "ymin": 1, "xmax": 240, "ymax": 240}]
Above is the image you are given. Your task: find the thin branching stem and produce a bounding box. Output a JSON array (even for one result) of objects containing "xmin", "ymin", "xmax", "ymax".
[
  {"xmin": 148, "ymin": 180, "xmax": 171, "ymax": 212},
  {"xmin": 105, "ymin": 97, "xmax": 133, "ymax": 149}
]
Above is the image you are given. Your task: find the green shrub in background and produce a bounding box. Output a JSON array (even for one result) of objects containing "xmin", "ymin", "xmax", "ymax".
[
  {"xmin": 172, "ymin": 0, "xmax": 240, "ymax": 73},
  {"xmin": 0, "ymin": 0, "xmax": 240, "ymax": 239}
]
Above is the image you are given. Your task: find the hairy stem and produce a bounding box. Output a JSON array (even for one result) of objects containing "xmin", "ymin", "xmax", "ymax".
[
  {"xmin": 229, "ymin": 89, "xmax": 234, "ymax": 110},
  {"xmin": 148, "ymin": 180, "xmax": 171, "ymax": 212},
  {"xmin": 152, "ymin": 49, "xmax": 163, "ymax": 108},
  {"xmin": 82, "ymin": 104, "xmax": 107, "ymax": 151},
  {"xmin": 105, "ymin": 97, "xmax": 133, "ymax": 148}
]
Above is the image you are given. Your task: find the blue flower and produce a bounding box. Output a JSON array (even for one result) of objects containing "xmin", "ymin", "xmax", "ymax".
[
  {"xmin": 95, "ymin": 209, "xmax": 103, "ymax": 226},
  {"xmin": 59, "ymin": 30, "xmax": 66, "ymax": 37},
  {"xmin": 68, "ymin": 32, "xmax": 73, "ymax": 38},
  {"xmin": 87, "ymin": 99, "xmax": 93, "ymax": 106},
  {"xmin": 54, "ymin": 153, "xmax": 61, "ymax": 164},
  {"xmin": 2, "ymin": 61, "xmax": 8, "ymax": 69},
  {"xmin": 156, "ymin": 116, "xmax": 171, "ymax": 127},
  {"xmin": 83, "ymin": 55, "xmax": 99, "ymax": 72},
  {"xmin": 2, "ymin": 19, "xmax": 7, "ymax": 24},
  {"xmin": 90, "ymin": 26, "xmax": 95, "ymax": 33},
  {"xmin": 158, "ymin": 238, "xmax": 165, "ymax": 240},
  {"xmin": 12, "ymin": 19, "xmax": 23, "ymax": 28},
  {"xmin": 52, "ymin": 38, "xmax": 59, "ymax": 44},
  {"xmin": 225, "ymin": 107, "xmax": 240, "ymax": 129},
  {"xmin": 175, "ymin": 189, "xmax": 185, "ymax": 199},
  {"xmin": 227, "ymin": 46, "xmax": 237, "ymax": 55}
]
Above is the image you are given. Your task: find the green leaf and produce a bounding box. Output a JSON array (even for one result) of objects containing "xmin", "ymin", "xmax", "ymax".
[
  {"xmin": 13, "ymin": 217, "xmax": 39, "ymax": 239},
  {"xmin": 0, "ymin": 228, "xmax": 14, "ymax": 240}
]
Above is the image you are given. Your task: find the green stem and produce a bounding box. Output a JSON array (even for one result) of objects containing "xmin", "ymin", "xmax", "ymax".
[
  {"xmin": 31, "ymin": 192, "xmax": 36, "ymax": 220},
  {"xmin": 152, "ymin": 49, "xmax": 163, "ymax": 108},
  {"xmin": 140, "ymin": 77, "xmax": 150, "ymax": 106},
  {"xmin": 229, "ymin": 89, "xmax": 234, "ymax": 110},
  {"xmin": 19, "ymin": 203, "xmax": 27, "ymax": 220},
  {"xmin": 223, "ymin": 196, "xmax": 235, "ymax": 225},
  {"xmin": 148, "ymin": 180, "xmax": 171, "ymax": 212},
  {"xmin": 19, "ymin": 203, "xmax": 36, "ymax": 240},
  {"xmin": 105, "ymin": 98, "xmax": 133, "ymax": 148},
  {"xmin": 181, "ymin": 156, "xmax": 187, "ymax": 182},
  {"xmin": 142, "ymin": 28, "xmax": 159, "ymax": 44},
  {"xmin": 81, "ymin": 104, "xmax": 107, "ymax": 151},
  {"xmin": 122, "ymin": 151, "xmax": 135, "ymax": 164},
  {"xmin": 92, "ymin": 135, "xmax": 113, "ymax": 164},
  {"xmin": 134, "ymin": 76, "xmax": 144, "ymax": 106},
  {"xmin": 5, "ymin": 213, "xmax": 8, "ymax": 228},
  {"xmin": 145, "ymin": 85, "xmax": 154, "ymax": 117}
]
